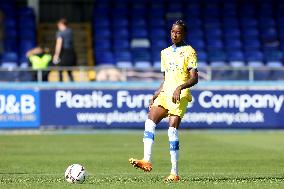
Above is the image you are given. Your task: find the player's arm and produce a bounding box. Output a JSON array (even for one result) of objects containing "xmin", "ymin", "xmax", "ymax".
[
  {"xmin": 150, "ymin": 73, "xmax": 165, "ymax": 108},
  {"xmin": 172, "ymin": 68, "xmax": 198, "ymax": 103},
  {"xmin": 53, "ymin": 37, "xmax": 63, "ymax": 63}
]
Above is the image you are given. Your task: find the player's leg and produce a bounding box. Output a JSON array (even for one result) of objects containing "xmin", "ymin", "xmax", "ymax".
[
  {"xmin": 164, "ymin": 97, "xmax": 188, "ymax": 182},
  {"xmin": 129, "ymin": 106, "xmax": 168, "ymax": 172},
  {"xmin": 143, "ymin": 106, "xmax": 168, "ymax": 162},
  {"xmin": 164, "ymin": 115, "xmax": 181, "ymax": 181}
]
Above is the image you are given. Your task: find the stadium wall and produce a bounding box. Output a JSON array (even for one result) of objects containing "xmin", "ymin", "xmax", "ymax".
[{"xmin": 0, "ymin": 81, "xmax": 284, "ymax": 129}]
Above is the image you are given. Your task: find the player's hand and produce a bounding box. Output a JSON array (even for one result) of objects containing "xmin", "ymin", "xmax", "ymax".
[
  {"xmin": 53, "ymin": 55, "xmax": 59, "ymax": 64},
  {"xmin": 172, "ymin": 86, "xmax": 181, "ymax": 104}
]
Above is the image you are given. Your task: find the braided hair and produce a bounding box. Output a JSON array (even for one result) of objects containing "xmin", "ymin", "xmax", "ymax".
[{"xmin": 173, "ymin": 20, "xmax": 187, "ymax": 33}]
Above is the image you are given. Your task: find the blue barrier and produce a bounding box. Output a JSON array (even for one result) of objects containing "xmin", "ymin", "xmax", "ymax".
[{"xmin": 1, "ymin": 81, "xmax": 284, "ymax": 129}]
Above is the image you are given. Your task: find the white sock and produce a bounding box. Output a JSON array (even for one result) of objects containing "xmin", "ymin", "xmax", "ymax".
[
  {"xmin": 143, "ymin": 119, "xmax": 156, "ymax": 162},
  {"xmin": 168, "ymin": 127, "xmax": 179, "ymax": 176}
]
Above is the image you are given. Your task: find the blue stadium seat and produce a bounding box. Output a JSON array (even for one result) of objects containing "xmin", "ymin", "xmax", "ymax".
[
  {"xmin": 19, "ymin": 40, "xmax": 36, "ymax": 56},
  {"xmin": 113, "ymin": 39, "xmax": 129, "ymax": 50},
  {"xmin": 266, "ymin": 61, "xmax": 282, "ymax": 67},
  {"xmin": 245, "ymin": 51, "xmax": 264, "ymax": 62},
  {"xmin": 4, "ymin": 28, "xmax": 17, "ymax": 38},
  {"xmin": 18, "ymin": 7, "xmax": 35, "ymax": 17},
  {"xmin": 227, "ymin": 51, "xmax": 244, "ymax": 62},
  {"xmin": 223, "ymin": 18, "xmax": 238, "ymax": 27},
  {"xmin": 93, "ymin": 18, "xmax": 110, "ymax": 27},
  {"xmin": 197, "ymin": 51, "xmax": 207, "ymax": 62},
  {"xmin": 242, "ymin": 27, "xmax": 259, "ymax": 36},
  {"xmin": 149, "ymin": 18, "xmax": 165, "ymax": 27},
  {"xmin": 204, "ymin": 19, "xmax": 221, "ymax": 28},
  {"xmin": 239, "ymin": 4, "xmax": 256, "ymax": 17},
  {"xmin": 187, "ymin": 28, "xmax": 203, "ymax": 38},
  {"xmin": 19, "ymin": 55, "xmax": 28, "ymax": 67},
  {"xmin": 240, "ymin": 18, "xmax": 258, "ymax": 27},
  {"xmin": 152, "ymin": 51, "xmax": 161, "ymax": 69},
  {"xmin": 151, "ymin": 40, "xmax": 167, "ymax": 50},
  {"xmin": 95, "ymin": 40, "xmax": 111, "ymax": 51},
  {"xmin": 134, "ymin": 61, "xmax": 152, "ymax": 69},
  {"xmin": 149, "ymin": 9, "xmax": 165, "ymax": 18},
  {"xmin": 225, "ymin": 39, "xmax": 242, "ymax": 50},
  {"xmin": 189, "ymin": 39, "xmax": 205, "ymax": 51},
  {"xmin": 1, "ymin": 51, "xmax": 18, "ymax": 67},
  {"xmin": 207, "ymin": 39, "xmax": 223, "ymax": 50},
  {"xmin": 111, "ymin": 8, "xmax": 128, "ymax": 17},
  {"xmin": 19, "ymin": 18, "xmax": 36, "ymax": 29},
  {"xmin": 3, "ymin": 39, "xmax": 17, "ymax": 51},
  {"xmin": 116, "ymin": 61, "xmax": 133, "ymax": 69},
  {"xmin": 243, "ymin": 40, "xmax": 261, "ymax": 51},
  {"xmin": 19, "ymin": 29, "xmax": 36, "ymax": 40},
  {"xmin": 264, "ymin": 50, "xmax": 283, "ymax": 62},
  {"xmin": 222, "ymin": 9, "xmax": 237, "ymax": 17},
  {"xmin": 223, "ymin": 28, "xmax": 241, "ymax": 38},
  {"xmin": 185, "ymin": 4, "xmax": 200, "ymax": 17},
  {"xmin": 131, "ymin": 9, "xmax": 146, "ymax": 17},
  {"xmin": 261, "ymin": 28, "xmax": 278, "ymax": 41},
  {"xmin": 115, "ymin": 51, "xmax": 133, "ymax": 68},
  {"xmin": 113, "ymin": 27, "xmax": 129, "ymax": 38},
  {"xmin": 3, "ymin": 18, "xmax": 16, "ymax": 28},
  {"xmin": 205, "ymin": 27, "xmax": 222, "ymax": 37},
  {"xmin": 208, "ymin": 50, "xmax": 226, "ymax": 62},
  {"xmin": 94, "ymin": 29, "xmax": 111, "ymax": 38},
  {"xmin": 259, "ymin": 18, "xmax": 275, "ymax": 28},
  {"xmin": 150, "ymin": 28, "xmax": 167, "ymax": 38},
  {"xmin": 131, "ymin": 18, "xmax": 147, "ymax": 27},
  {"xmin": 95, "ymin": 8, "xmax": 109, "ymax": 17},
  {"xmin": 185, "ymin": 18, "xmax": 202, "ymax": 27},
  {"xmin": 95, "ymin": 52, "xmax": 115, "ymax": 65},
  {"xmin": 0, "ymin": 5, "xmax": 16, "ymax": 19},
  {"xmin": 131, "ymin": 48, "xmax": 151, "ymax": 62},
  {"xmin": 115, "ymin": 51, "xmax": 132, "ymax": 62},
  {"xmin": 248, "ymin": 61, "xmax": 265, "ymax": 67},
  {"xmin": 131, "ymin": 28, "xmax": 148, "ymax": 38},
  {"xmin": 112, "ymin": 17, "xmax": 128, "ymax": 27}
]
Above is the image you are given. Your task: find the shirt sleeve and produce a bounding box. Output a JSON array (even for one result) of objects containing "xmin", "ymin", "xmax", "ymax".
[
  {"xmin": 161, "ymin": 51, "xmax": 166, "ymax": 72},
  {"xmin": 56, "ymin": 31, "xmax": 63, "ymax": 39},
  {"xmin": 187, "ymin": 48, "xmax": 198, "ymax": 70}
]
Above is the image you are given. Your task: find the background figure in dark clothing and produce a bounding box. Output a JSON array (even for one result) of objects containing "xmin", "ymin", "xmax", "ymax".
[{"xmin": 53, "ymin": 18, "xmax": 76, "ymax": 82}]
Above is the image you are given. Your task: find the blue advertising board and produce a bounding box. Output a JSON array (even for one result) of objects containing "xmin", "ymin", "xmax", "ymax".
[
  {"xmin": 0, "ymin": 90, "xmax": 40, "ymax": 128},
  {"xmin": 40, "ymin": 89, "xmax": 284, "ymax": 129}
]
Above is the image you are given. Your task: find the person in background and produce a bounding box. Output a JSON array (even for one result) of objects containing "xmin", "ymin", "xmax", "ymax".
[
  {"xmin": 26, "ymin": 46, "xmax": 52, "ymax": 82},
  {"xmin": 53, "ymin": 18, "xmax": 76, "ymax": 82}
]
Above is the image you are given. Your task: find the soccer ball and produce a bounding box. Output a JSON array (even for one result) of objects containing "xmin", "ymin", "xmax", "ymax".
[{"xmin": 64, "ymin": 164, "xmax": 87, "ymax": 184}]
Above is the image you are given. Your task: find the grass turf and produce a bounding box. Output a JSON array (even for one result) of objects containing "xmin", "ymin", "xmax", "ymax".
[{"xmin": 0, "ymin": 130, "xmax": 284, "ymax": 189}]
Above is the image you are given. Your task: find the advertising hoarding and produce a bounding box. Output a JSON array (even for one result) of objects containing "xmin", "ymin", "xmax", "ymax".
[{"xmin": 40, "ymin": 89, "xmax": 284, "ymax": 129}]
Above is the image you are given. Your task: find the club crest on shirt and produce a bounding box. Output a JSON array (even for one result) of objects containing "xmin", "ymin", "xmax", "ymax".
[{"xmin": 180, "ymin": 51, "xmax": 184, "ymax": 57}]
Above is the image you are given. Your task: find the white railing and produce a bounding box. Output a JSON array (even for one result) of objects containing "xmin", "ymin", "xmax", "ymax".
[{"xmin": 0, "ymin": 66, "xmax": 283, "ymax": 82}]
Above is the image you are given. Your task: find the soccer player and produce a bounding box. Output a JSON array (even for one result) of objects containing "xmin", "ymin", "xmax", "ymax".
[{"xmin": 129, "ymin": 20, "xmax": 198, "ymax": 182}]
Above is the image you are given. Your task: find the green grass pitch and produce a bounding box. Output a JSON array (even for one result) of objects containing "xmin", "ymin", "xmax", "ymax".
[{"xmin": 0, "ymin": 130, "xmax": 284, "ymax": 189}]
